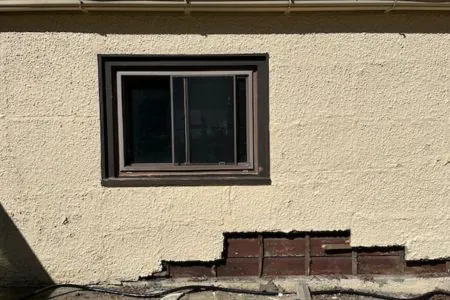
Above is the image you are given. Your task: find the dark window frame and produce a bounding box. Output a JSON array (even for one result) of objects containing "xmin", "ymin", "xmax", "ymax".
[
  {"xmin": 117, "ymin": 71, "xmax": 254, "ymax": 171},
  {"xmin": 98, "ymin": 54, "xmax": 270, "ymax": 186}
]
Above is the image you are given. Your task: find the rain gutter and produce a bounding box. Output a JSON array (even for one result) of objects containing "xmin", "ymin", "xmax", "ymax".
[{"xmin": 0, "ymin": 0, "xmax": 450, "ymax": 12}]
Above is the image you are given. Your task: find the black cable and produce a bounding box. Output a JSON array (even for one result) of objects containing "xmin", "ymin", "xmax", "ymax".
[
  {"xmin": 17, "ymin": 283, "xmax": 450, "ymax": 300},
  {"xmin": 17, "ymin": 284, "xmax": 280, "ymax": 300},
  {"xmin": 46, "ymin": 289, "xmax": 83, "ymax": 299}
]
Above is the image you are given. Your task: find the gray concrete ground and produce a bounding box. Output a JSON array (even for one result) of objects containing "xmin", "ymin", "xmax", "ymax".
[
  {"xmin": 0, "ymin": 288, "xmax": 384, "ymax": 300},
  {"xmin": 2, "ymin": 288, "xmax": 450, "ymax": 300},
  {"xmin": 1, "ymin": 276, "xmax": 449, "ymax": 300}
]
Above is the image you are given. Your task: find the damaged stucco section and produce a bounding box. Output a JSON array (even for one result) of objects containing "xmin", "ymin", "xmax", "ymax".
[{"xmin": 0, "ymin": 13, "xmax": 449, "ymax": 284}]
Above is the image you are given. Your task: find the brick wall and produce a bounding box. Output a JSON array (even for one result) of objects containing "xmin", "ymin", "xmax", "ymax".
[{"xmin": 166, "ymin": 232, "xmax": 450, "ymax": 277}]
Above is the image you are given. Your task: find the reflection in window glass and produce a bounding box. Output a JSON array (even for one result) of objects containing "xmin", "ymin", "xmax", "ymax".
[
  {"xmin": 188, "ymin": 77, "xmax": 234, "ymax": 164},
  {"xmin": 122, "ymin": 76, "xmax": 172, "ymax": 165}
]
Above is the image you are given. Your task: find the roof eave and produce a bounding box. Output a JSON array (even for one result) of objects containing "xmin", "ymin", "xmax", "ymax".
[{"xmin": 1, "ymin": 0, "xmax": 450, "ymax": 12}]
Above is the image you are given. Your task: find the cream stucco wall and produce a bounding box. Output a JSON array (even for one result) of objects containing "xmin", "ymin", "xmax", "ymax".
[{"xmin": 0, "ymin": 12, "xmax": 449, "ymax": 284}]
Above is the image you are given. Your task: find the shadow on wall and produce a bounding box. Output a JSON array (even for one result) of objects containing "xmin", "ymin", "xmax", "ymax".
[
  {"xmin": 0, "ymin": 12, "xmax": 450, "ymax": 34},
  {"xmin": 0, "ymin": 203, "xmax": 53, "ymax": 291}
]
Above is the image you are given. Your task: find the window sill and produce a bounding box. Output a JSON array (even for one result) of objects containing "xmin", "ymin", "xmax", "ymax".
[{"xmin": 101, "ymin": 176, "xmax": 271, "ymax": 187}]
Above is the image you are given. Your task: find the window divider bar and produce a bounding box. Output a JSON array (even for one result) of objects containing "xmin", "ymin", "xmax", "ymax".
[
  {"xmin": 247, "ymin": 75, "xmax": 254, "ymax": 168},
  {"xmin": 116, "ymin": 73, "xmax": 125, "ymax": 170},
  {"xmin": 170, "ymin": 76, "xmax": 175, "ymax": 165},
  {"xmin": 183, "ymin": 77, "xmax": 190, "ymax": 164},
  {"xmin": 233, "ymin": 75, "xmax": 237, "ymax": 165}
]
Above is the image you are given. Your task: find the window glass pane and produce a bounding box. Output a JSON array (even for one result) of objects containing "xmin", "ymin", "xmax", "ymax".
[
  {"xmin": 122, "ymin": 76, "xmax": 172, "ymax": 164},
  {"xmin": 236, "ymin": 76, "xmax": 248, "ymax": 163},
  {"xmin": 187, "ymin": 76, "xmax": 234, "ymax": 164},
  {"xmin": 172, "ymin": 77, "xmax": 186, "ymax": 165}
]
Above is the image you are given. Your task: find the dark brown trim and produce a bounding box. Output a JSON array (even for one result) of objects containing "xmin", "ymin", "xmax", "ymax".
[
  {"xmin": 352, "ymin": 250, "xmax": 358, "ymax": 275},
  {"xmin": 98, "ymin": 54, "xmax": 107, "ymax": 180},
  {"xmin": 98, "ymin": 54, "xmax": 270, "ymax": 187},
  {"xmin": 400, "ymin": 248, "xmax": 406, "ymax": 273},
  {"xmin": 305, "ymin": 234, "xmax": 311, "ymax": 276},
  {"xmin": 102, "ymin": 176, "xmax": 271, "ymax": 187},
  {"xmin": 258, "ymin": 234, "xmax": 264, "ymax": 277}
]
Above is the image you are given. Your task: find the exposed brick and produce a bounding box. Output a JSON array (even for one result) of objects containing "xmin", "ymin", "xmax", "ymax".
[
  {"xmin": 227, "ymin": 238, "xmax": 260, "ymax": 258},
  {"xmin": 166, "ymin": 233, "xmax": 449, "ymax": 278},
  {"xmin": 310, "ymin": 238, "xmax": 351, "ymax": 257},
  {"xmin": 217, "ymin": 258, "xmax": 259, "ymax": 276},
  {"xmin": 168, "ymin": 265, "xmax": 216, "ymax": 278},
  {"xmin": 264, "ymin": 238, "xmax": 305, "ymax": 257},
  {"xmin": 357, "ymin": 248, "xmax": 404, "ymax": 256},
  {"xmin": 405, "ymin": 260, "xmax": 448, "ymax": 274},
  {"xmin": 310, "ymin": 257, "xmax": 352, "ymax": 275},
  {"xmin": 358, "ymin": 256, "xmax": 403, "ymax": 275},
  {"xmin": 263, "ymin": 257, "xmax": 306, "ymax": 276}
]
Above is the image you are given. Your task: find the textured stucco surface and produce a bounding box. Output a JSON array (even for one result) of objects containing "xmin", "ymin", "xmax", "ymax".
[{"xmin": 0, "ymin": 12, "xmax": 449, "ymax": 284}]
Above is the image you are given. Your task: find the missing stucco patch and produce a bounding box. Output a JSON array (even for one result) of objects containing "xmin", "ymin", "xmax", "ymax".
[{"xmin": 162, "ymin": 231, "xmax": 450, "ymax": 278}]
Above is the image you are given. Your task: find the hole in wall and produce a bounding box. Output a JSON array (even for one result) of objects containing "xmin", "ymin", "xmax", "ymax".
[{"xmin": 161, "ymin": 230, "xmax": 450, "ymax": 278}]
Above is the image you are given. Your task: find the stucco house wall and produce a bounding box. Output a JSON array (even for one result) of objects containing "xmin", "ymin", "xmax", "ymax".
[{"xmin": 0, "ymin": 12, "xmax": 449, "ymax": 284}]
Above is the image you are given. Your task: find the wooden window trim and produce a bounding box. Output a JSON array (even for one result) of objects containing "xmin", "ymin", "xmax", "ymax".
[{"xmin": 98, "ymin": 54, "xmax": 270, "ymax": 186}]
